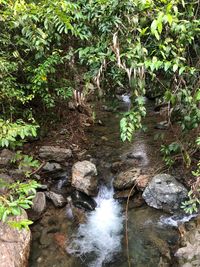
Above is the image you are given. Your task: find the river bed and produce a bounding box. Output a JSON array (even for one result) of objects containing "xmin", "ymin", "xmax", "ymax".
[{"xmin": 29, "ymin": 99, "xmax": 185, "ymax": 267}]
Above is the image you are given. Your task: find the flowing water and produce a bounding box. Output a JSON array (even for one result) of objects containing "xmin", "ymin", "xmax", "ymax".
[
  {"xmin": 67, "ymin": 185, "xmax": 123, "ymax": 267},
  {"xmin": 29, "ymin": 99, "xmax": 192, "ymax": 267}
]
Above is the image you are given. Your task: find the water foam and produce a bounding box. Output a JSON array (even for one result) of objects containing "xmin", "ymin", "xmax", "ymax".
[{"xmin": 67, "ymin": 186, "xmax": 123, "ymax": 267}]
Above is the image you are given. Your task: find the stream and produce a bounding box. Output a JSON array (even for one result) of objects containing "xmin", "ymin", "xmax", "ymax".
[{"xmin": 29, "ymin": 99, "xmax": 190, "ymax": 267}]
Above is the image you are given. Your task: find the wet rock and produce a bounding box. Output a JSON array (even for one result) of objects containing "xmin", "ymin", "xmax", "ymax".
[
  {"xmin": 40, "ymin": 230, "xmax": 53, "ymax": 247},
  {"xmin": 39, "ymin": 184, "xmax": 48, "ymax": 190},
  {"xmin": 111, "ymin": 161, "xmax": 128, "ymax": 174},
  {"xmin": 113, "ymin": 167, "xmax": 141, "ymax": 190},
  {"xmin": 45, "ymin": 191, "xmax": 67, "ymax": 208},
  {"xmin": 39, "ymin": 146, "xmax": 72, "ymax": 162},
  {"xmin": 42, "ymin": 162, "xmax": 62, "ymax": 172},
  {"xmin": 72, "ymin": 160, "xmax": 98, "ymax": 196},
  {"xmin": 136, "ymin": 174, "xmax": 151, "ymax": 191},
  {"xmin": 142, "ymin": 174, "xmax": 188, "ymax": 213},
  {"xmin": 53, "ymin": 232, "xmax": 67, "ymax": 251},
  {"xmin": 0, "ymin": 149, "xmax": 14, "ymax": 167},
  {"xmin": 113, "ymin": 188, "xmax": 136, "ymax": 199},
  {"xmin": 71, "ymin": 190, "xmax": 97, "ymax": 211},
  {"xmin": 126, "ymin": 152, "xmax": 144, "ymax": 160},
  {"xmin": 29, "ymin": 192, "xmax": 46, "ymax": 221},
  {"xmin": 155, "ymin": 121, "xmax": 169, "ymax": 130},
  {"xmin": 101, "ymin": 105, "xmax": 113, "ymax": 112},
  {"xmin": 175, "ymin": 216, "xmax": 200, "ymax": 266},
  {"xmin": 0, "ymin": 211, "xmax": 31, "ymax": 267},
  {"xmin": 0, "ymin": 173, "xmax": 14, "ymax": 194}
]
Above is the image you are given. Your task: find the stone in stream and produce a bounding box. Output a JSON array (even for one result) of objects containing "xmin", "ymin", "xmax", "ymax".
[
  {"xmin": 72, "ymin": 160, "xmax": 98, "ymax": 196},
  {"xmin": 71, "ymin": 190, "xmax": 97, "ymax": 211},
  {"xmin": 113, "ymin": 168, "xmax": 152, "ymax": 191},
  {"xmin": 28, "ymin": 192, "xmax": 46, "ymax": 221},
  {"xmin": 175, "ymin": 215, "xmax": 200, "ymax": 266},
  {"xmin": 142, "ymin": 173, "xmax": 188, "ymax": 213},
  {"xmin": 45, "ymin": 191, "xmax": 67, "ymax": 208},
  {"xmin": 39, "ymin": 146, "xmax": 72, "ymax": 162},
  {"xmin": 113, "ymin": 167, "xmax": 141, "ymax": 190},
  {"xmin": 0, "ymin": 210, "xmax": 31, "ymax": 267},
  {"xmin": 154, "ymin": 121, "xmax": 169, "ymax": 130},
  {"xmin": 42, "ymin": 162, "xmax": 62, "ymax": 172}
]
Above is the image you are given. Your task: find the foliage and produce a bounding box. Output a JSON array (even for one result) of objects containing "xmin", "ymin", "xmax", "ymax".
[
  {"xmin": 0, "ymin": 119, "xmax": 38, "ymax": 149},
  {"xmin": 11, "ymin": 151, "xmax": 40, "ymax": 178},
  {"xmin": 160, "ymin": 142, "xmax": 181, "ymax": 167},
  {"xmin": 120, "ymin": 97, "xmax": 146, "ymax": 141},
  {"xmin": 181, "ymin": 138, "xmax": 200, "ymax": 214},
  {"xmin": 0, "ymin": 179, "xmax": 40, "ymax": 229},
  {"xmin": 181, "ymin": 161, "xmax": 200, "ymax": 214}
]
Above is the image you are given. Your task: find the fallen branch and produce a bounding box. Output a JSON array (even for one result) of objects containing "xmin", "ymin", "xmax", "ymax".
[{"xmin": 30, "ymin": 161, "xmax": 46, "ymax": 176}]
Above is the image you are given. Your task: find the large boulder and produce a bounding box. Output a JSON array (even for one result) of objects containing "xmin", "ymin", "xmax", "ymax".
[
  {"xmin": 39, "ymin": 146, "xmax": 72, "ymax": 162},
  {"xmin": 0, "ymin": 149, "xmax": 14, "ymax": 167},
  {"xmin": 142, "ymin": 174, "xmax": 188, "ymax": 213},
  {"xmin": 0, "ymin": 211, "xmax": 31, "ymax": 267},
  {"xmin": 72, "ymin": 160, "xmax": 98, "ymax": 196}
]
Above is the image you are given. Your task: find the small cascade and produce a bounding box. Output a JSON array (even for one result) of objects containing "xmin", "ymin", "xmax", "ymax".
[{"xmin": 67, "ymin": 185, "xmax": 124, "ymax": 267}]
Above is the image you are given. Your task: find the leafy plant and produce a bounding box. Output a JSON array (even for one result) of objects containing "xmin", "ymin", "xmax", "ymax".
[
  {"xmin": 11, "ymin": 151, "xmax": 40, "ymax": 178},
  {"xmin": 0, "ymin": 120, "xmax": 38, "ymax": 149},
  {"xmin": 161, "ymin": 142, "xmax": 181, "ymax": 167},
  {"xmin": 181, "ymin": 138, "xmax": 200, "ymax": 214},
  {"xmin": 0, "ymin": 179, "xmax": 40, "ymax": 229}
]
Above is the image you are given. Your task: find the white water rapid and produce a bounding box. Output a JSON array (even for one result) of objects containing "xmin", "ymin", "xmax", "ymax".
[{"xmin": 67, "ymin": 185, "xmax": 124, "ymax": 267}]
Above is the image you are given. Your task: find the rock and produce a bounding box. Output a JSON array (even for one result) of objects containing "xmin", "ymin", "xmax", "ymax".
[
  {"xmin": 45, "ymin": 191, "xmax": 67, "ymax": 208},
  {"xmin": 53, "ymin": 233, "xmax": 67, "ymax": 251},
  {"xmin": 39, "ymin": 146, "xmax": 72, "ymax": 162},
  {"xmin": 142, "ymin": 174, "xmax": 188, "ymax": 213},
  {"xmin": 0, "ymin": 149, "xmax": 14, "ymax": 167},
  {"xmin": 8, "ymin": 169, "xmax": 26, "ymax": 180},
  {"xmin": 72, "ymin": 160, "xmax": 98, "ymax": 196},
  {"xmin": 111, "ymin": 161, "xmax": 127, "ymax": 174},
  {"xmin": 114, "ymin": 188, "xmax": 136, "ymax": 199},
  {"xmin": 71, "ymin": 190, "xmax": 97, "ymax": 211},
  {"xmin": 68, "ymin": 101, "xmax": 76, "ymax": 110},
  {"xmin": 29, "ymin": 192, "xmax": 46, "ymax": 221},
  {"xmin": 126, "ymin": 152, "xmax": 144, "ymax": 160},
  {"xmin": 0, "ymin": 211, "xmax": 31, "ymax": 267},
  {"xmin": 101, "ymin": 105, "xmax": 113, "ymax": 112},
  {"xmin": 155, "ymin": 121, "xmax": 169, "ymax": 130},
  {"xmin": 175, "ymin": 216, "xmax": 200, "ymax": 266},
  {"xmin": 0, "ymin": 173, "xmax": 14, "ymax": 194},
  {"xmin": 66, "ymin": 198, "xmax": 87, "ymax": 224},
  {"xmin": 39, "ymin": 230, "xmax": 53, "ymax": 247},
  {"xmin": 136, "ymin": 174, "xmax": 150, "ymax": 191},
  {"xmin": 113, "ymin": 167, "xmax": 141, "ymax": 190},
  {"xmin": 42, "ymin": 162, "xmax": 62, "ymax": 172}
]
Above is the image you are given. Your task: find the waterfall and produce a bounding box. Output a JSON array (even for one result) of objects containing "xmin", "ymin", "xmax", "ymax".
[{"xmin": 67, "ymin": 185, "xmax": 124, "ymax": 267}]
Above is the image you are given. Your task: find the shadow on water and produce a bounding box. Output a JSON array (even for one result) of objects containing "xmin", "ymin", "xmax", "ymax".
[{"xmin": 29, "ymin": 99, "xmax": 181, "ymax": 267}]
